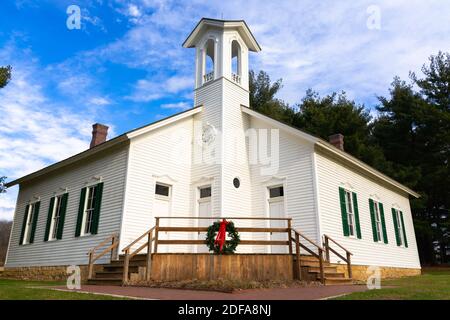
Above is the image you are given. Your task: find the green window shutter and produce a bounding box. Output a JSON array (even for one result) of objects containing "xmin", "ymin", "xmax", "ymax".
[
  {"xmin": 91, "ymin": 182, "xmax": 104, "ymax": 235},
  {"xmin": 400, "ymin": 211, "xmax": 408, "ymax": 248},
  {"xmin": 392, "ymin": 208, "xmax": 401, "ymax": 246},
  {"xmin": 56, "ymin": 193, "xmax": 69, "ymax": 240},
  {"xmin": 29, "ymin": 201, "xmax": 40, "ymax": 244},
  {"xmin": 352, "ymin": 192, "xmax": 362, "ymax": 239},
  {"xmin": 44, "ymin": 197, "xmax": 55, "ymax": 242},
  {"xmin": 75, "ymin": 188, "xmax": 87, "ymax": 237},
  {"xmin": 19, "ymin": 205, "xmax": 30, "ymax": 245},
  {"xmin": 379, "ymin": 203, "xmax": 388, "ymax": 244},
  {"xmin": 339, "ymin": 187, "xmax": 349, "ymax": 236},
  {"xmin": 369, "ymin": 199, "xmax": 378, "ymax": 242}
]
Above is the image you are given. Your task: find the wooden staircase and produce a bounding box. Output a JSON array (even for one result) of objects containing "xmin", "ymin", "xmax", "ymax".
[
  {"xmin": 87, "ymin": 254, "xmax": 147, "ymax": 285},
  {"xmin": 297, "ymin": 255, "xmax": 352, "ymax": 285}
]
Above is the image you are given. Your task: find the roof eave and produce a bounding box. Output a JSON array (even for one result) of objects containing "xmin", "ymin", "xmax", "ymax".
[
  {"xmin": 315, "ymin": 141, "xmax": 420, "ymax": 198},
  {"xmin": 241, "ymin": 105, "xmax": 420, "ymax": 199},
  {"xmin": 6, "ymin": 106, "xmax": 203, "ymax": 188},
  {"xmin": 182, "ymin": 18, "xmax": 261, "ymax": 52}
]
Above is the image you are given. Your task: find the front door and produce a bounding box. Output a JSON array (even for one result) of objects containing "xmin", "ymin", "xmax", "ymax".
[
  {"xmin": 268, "ymin": 185, "xmax": 287, "ymax": 253},
  {"xmin": 153, "ymin": 183, "xmax": 171, "ymax": 252},
  {"xmin": 197, "ymin": 186, "xmax": 212, "ymax": 253}
]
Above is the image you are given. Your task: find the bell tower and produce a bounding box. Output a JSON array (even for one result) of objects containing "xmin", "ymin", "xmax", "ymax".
[
  {"xmin": 183, "ymin": 18, "xmax": 261, "ymax": 94},
  {"xmin": 184, "ymin": 18, "xmax": 261, "ymax": 219}
]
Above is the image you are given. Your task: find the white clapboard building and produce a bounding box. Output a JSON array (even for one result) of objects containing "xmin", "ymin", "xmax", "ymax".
[{"xmin": 5, "ymin": 18, "xmax": 421, "ymax": 280}]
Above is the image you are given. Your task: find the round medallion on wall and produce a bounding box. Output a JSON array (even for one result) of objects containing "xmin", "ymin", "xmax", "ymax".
[
  {"xmin": 202, "ymin": 123, "xmax": 216, "ymax": 145},
  {"xmin": 233, "ymin": 177, "xmax": 240, "ymax": 189}
]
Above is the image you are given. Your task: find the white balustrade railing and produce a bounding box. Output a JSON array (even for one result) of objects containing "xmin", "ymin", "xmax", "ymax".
[{"xmin": 203, "ymin": 71, "xmax": 214, "ymax": 83}]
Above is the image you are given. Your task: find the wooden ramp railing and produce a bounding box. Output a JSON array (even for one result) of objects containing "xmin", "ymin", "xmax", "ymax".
[
  {"xmin": 113, "ymin": 217, "xmax": 353, "ymax": 285},
  {"xmin": 323, "ymin": 234, "xmax": 353, "ymax": 278},
  {"xmin": 87, "ymin": 233, "xmax": 119, "ymax": 280},
  {"xmin": 120, "ymin": 216, "xmax": 328, "ymax": 284}
]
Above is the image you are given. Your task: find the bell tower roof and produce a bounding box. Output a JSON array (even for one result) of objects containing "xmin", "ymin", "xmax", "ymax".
[{"xmin": 182, "ymin": 18, "xmax": 261, "ymax": 52}]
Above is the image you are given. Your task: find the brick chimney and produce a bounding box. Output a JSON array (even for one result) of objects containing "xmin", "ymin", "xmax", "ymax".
[
  {"xmin": 90, "ymin": 123, "xmax": 109, "ymax": 148},
  {"xmin": 329, "ymin": 133, "xmax": 344, "ymax": 151}
]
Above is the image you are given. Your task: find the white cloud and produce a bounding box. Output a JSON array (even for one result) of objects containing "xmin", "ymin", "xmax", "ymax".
[
  {"xmin": 128, "ymin": 4, "xmax": 141, "ymax": 18},
  {"xmin": 89, "ymin": 96, "xmax": 112, "ymax": 106},
  {"xmin": 126, "ymin": 75, "xmax": 193, "ymax": 102},
  {"xmin": 0, "ymin": 46, "xmax": 98, "ymax": 220},
  {"xmin": 108, "ymin": 0, "xmax": 450, "ymax": 106},
  {"xmin": 161, "ymin": 101, "xmax": 191, "ymax": 110}
]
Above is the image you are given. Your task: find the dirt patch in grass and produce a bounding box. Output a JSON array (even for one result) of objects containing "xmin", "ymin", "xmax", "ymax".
[{"xmin": 128, "ymin": 279, "xmax": 322, "ymax": 293}]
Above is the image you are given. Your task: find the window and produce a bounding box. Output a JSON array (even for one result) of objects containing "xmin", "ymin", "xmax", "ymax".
[
  {"xmin": 83, "ymin": 186, "xmax": 97, "ymax": 235},
  {"xmin": 231, "ymin": 40, "xmax": 241, "ymax": 83},
  {"xmin": 393, "ymin": 209, "xmax": 405, "ymax": 246},
  {"xmin": 49, "ymin": 195, "xmax": 63, "ymax": 240},
  {"xmin": 373, "ymin": 201, "xmax": 382, "ymax": 242},
  {"xmin": 155, "ymin": 183, "xmax": 170, "ymax": 197},
  {"xmin": 203, "ymin": 39, "xmax": 215, "ymax": 83},
  {"xmin": 344, "ymin": 190, "xmax": 355, "ymax": 237},
  {"xmin": 199, "ymin": 186, "xmax": 211, "ymax": 198},
  {"xmin": 369, "ymin": 199, "xmax": 387, "ymax": 243},
  {"xmin": 23, "ymin": 203, "xmax": 37, "ymax": 244},
  {"xmin": 75, "ymin": 183, "xmax": 103, "ymax": 237},
  {"xmin": 269, "ymin": 186, "xmax": 284, "ymax": 198}
]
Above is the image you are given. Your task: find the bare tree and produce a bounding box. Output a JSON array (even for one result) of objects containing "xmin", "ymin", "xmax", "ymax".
[{"xmin": 0, "ymin": 220, "xmax": 13, "ymax": 266}]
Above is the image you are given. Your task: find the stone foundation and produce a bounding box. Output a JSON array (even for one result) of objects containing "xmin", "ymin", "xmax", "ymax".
[
  {"xmin": 0, "ymin": 265, "xmax": 102, "ymax": 282},
  {"xmin": 334, "ymin": 264, "xmax": 421, "ymax": 282}
]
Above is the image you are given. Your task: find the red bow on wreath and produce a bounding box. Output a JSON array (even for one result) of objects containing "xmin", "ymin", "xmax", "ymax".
[{"xmin": 214, "ymin": 219, "xmax": 229, "ymax": 252}]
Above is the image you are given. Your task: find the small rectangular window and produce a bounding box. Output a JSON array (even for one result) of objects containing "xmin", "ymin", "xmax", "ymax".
[
  {"xmin": 199, "ymin": 186, "xmax": 211, "ymax": 198},
  {"xmin": 269, "ymin": 186, "xmax": 284, "ymax": 198},
  {"xmin": 155, "ymin": 183, "xmax": 170, "ymax": 197}
]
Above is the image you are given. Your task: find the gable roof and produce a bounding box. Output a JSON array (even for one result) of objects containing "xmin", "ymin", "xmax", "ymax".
[
  {"xmin": 241, "ymin": 106, "xmax": 420, "ymax": 198},
  {"xmin": 5, "ymin": 106, "xmax": 203, "ymax": 188},
  {"xmin": 183, "ymin": 18, "xmax": 261, "ymax": 52}
]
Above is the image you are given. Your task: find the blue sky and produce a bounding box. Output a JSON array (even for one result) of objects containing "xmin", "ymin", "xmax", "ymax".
[{"xmin": 1, "ymin": 0, "xmax": 450, "ymax": 220}]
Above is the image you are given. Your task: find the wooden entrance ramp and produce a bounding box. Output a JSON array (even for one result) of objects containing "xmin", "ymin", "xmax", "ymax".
[{"xmin": 86, "ymin": 217, "xmax": 353, "ymax": 286}]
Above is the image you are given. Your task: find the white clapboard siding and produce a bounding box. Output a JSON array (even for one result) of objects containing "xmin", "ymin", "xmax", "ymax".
[
  {"xmin": 119, "ymin": 117, "xmax": 194, "ymax": 253},
  {"xmin": 191, "ymin": 80, "xmax": 223, "ymax": 218},
  {"xmin": 315, "ymin": 151, "xmax": 421, "ymax": 268},
  {"xmin": 6, "ymin": 144, "xmax": 129, "ymax": 267},
  {"xmin": 249, "ymin": 117, "xmax": 319, "ymax": 252}
]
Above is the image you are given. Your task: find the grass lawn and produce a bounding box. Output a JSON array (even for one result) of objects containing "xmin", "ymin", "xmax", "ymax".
[
  {"xmin": 0, "ymin": 278, "xmax": 128, "ymax": 300},
  {"xmin": 336, "ymin": 268, "xmax": 450, "ymax": 300}
]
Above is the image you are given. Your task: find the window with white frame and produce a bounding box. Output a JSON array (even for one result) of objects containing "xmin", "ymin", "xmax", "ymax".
[
  {"xmin": 344, "ymin": 190, "xmax": 355, "ymax": 237},
  {"xmin": 199, "ymin": 186, "xmax": 211, "ymax": 199},
  {"xmin": 269, "ymin": 186, "xmax": 284, "ymax": 199},
  {"xmin": 23, "ymin": 203, "xmax": 37, "ymax": 244},
  {"xmin": 155, "ymin": 183, "xmax": 170, "ymax": 198},
  {"xmin": 82, "ymin": 185, "xmax": 97, "ymax": 235},
  {"xmin": 373, "ymin": 200, "xmax": 383, "ymax": 242},
  {"xmin": 49, "ymin": 195, "xmax": 63, "ymax": 240},
  {"xmin": 393, "ymin": 208, "xmax": 404, "ymax": 246}
]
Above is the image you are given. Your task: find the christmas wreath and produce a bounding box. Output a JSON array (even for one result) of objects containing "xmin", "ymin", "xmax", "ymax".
[{"xmin": 206, "ymin": 219, "xmax": 240, "ymax": 254}]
